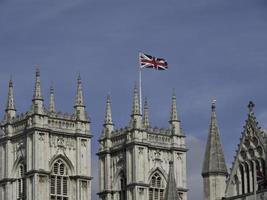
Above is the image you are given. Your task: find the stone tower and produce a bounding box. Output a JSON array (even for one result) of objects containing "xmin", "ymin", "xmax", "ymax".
[
  {"xmin": 0, "ymin": 69, "xmax": 92, "ymax": 200},
  {"xmin": 98, "ymin": 86, "xmax": 187, "ymax": 200},
  {"xmin": 202, "ymin": 100, "xmax": 228, "ymax": 200}
]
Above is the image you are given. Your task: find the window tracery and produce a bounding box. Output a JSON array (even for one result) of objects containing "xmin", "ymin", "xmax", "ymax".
[{"xmin": 50, "ymin": 159, "xmax": 68, "ymax": 200}]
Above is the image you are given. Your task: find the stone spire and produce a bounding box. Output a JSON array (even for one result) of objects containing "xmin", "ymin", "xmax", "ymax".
[
  {"xmin": 32, "ymin": 67, "xmax": 43, "ymax": 101},
  {"xmin": 132, "ymin": 82, "xmax": 140, "ymax": 116},
  {"xmin": 5, "ymin": 77, "xmax": 16, "ymax": 120},
  {"xmin": 169, "ymin": 90, "xmax": 181, "ymax": 135},
  {"xmin": 32, "ymin": 67, "xmax": 44, "ymax": 114},
  {"xmin": 104, "ymin": 94, "xmax": 113, "ymax": 126},
  {"xmin": 164, "ymin": 161, "xmax": 178, "ymax": 200},
  {"xmin": 49, "ymin": 84, "xmax": 55, "ymax": 113},
  {"xmin": 74, "ymin": 74, "xmax": 86, "ymax": 121},
  {"xmin": 202, "ymin": 100, "xmax": 228, "ymax": 177},
  {"xmin": 129, "ymin": 83, "xmax": 142, "ymax": 129},
  {"xmin": 102, "ymin": 94, "xmax": 114, "ymax": 138},
  {"xmin": 142, "ymin": 97, "xmax": 150, "ymax": 129}
]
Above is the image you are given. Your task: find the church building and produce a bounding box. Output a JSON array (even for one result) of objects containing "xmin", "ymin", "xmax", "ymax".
[
  {"xmin": 97, "ymin": 85, "xmax": 188, "ymax": 200},
  {"xmin": 0, "ymin": 69, "xmax": 92, "ymax": 200},
  {"xmin": 202, "ymin": 101, "xmax": 267, "ymax": 200}
]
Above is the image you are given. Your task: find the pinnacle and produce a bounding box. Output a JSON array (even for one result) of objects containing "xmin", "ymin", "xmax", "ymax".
[
  {"xmin": 49, "ymin": 84, "xmax": 56, "ymax": 112},
  {"xmin": 131, "ymin": 83, "xmax": 141, "ymax": 116},
  {"xmin": 32, "ymin": 67, "xmax": 43, "ymax": 101},
  {"xmin": 164, "ymin": 161, "xmax": 178, "ymax": 200},
  {"xmin": 75, "ymin": 74, "xmax": 85, "ymax": 107},
  {"xmin": 104, "ymin": 94, "xmax": 113, "ymax": 125},
  {"xmin": 169, "ymin": 90, "xmax": 179, "ymax": 122},
  {"xmin": 142, "ymin": 97, "xmax": 150, "ymax": 128},
  {"xmin": 202, "ymin": 100, "xmax": 228, "ymax": 177}
]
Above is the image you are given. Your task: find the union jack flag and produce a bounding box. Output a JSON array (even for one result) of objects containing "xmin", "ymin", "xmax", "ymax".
[{"xmin": 139, "ymin": 53, "xmax": 168, "ymax": 70}]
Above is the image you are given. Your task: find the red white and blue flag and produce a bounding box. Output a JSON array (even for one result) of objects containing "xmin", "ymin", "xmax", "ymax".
[{"xmin": 139, "ymin": 52, "xmax": 168, "ymax": 70}]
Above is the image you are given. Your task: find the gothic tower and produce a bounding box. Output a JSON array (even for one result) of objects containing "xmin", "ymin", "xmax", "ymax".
[
  {"xmin": 0, "ymin": 69, "xmax": 92, "ymax": 200},
  {"xmin": 202, "ymin": 100, "xmax": 228, "ymax": 200},
  {"xmin": 98, "ymin": 86, "xmax": 187, "ymax": 200}
]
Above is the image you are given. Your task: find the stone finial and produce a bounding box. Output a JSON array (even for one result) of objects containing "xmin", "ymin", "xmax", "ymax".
[
  {"xmin": 142, "ymin": 97, "xmax": 150, "ymax": 128},
  {"xmin": 49, "ymin": 84, "xmax": 55, "ymax": 113},
  {"xmin": 5, "ymin": 77, "xmax": 16, "ymax": 120},
  {"xmin": 104, "ymin": 94, "xmax": 113, "ymax": 125},
  {"xmin": 131, "ymin": 82, "xmax": 141, "ymax": 116}
]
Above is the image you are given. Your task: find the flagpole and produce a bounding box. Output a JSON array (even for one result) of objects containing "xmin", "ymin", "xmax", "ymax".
[{"xmin": 139, "ymin": 52, "xmax": 142, "ymax": 115}]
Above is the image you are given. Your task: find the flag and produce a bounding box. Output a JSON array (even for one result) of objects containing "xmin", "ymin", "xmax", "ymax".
[{"xmin": 139, "ymin": 52, "xmax": 168, "ymax": 70}]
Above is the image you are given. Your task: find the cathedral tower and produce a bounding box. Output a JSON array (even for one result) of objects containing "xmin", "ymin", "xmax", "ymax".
[
  {"xmin": 202, "ymin": 100, "xmax": 228, "ymax": 200},
  {"xmin": 98, "ymin": 86, "xmax": 187, "ymax": 200},
  {"xmin": 0, "ymin": 70, "xmax": 92, "ymax": 200}
]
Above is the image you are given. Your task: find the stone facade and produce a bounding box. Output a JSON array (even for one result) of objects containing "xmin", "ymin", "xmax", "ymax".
[
  {"xmin": 0, "ymin": 70, "xmax": 92, "ymax": 200},
  {"xmin": 97, "ymin": 86, "xmax": 187, "ymax": 200}
]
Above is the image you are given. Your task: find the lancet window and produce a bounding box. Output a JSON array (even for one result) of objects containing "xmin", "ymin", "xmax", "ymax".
[
  {"xmin": 17, "ymin": 164, "xmax": 26, "ymax": 200},
  {"xmin": 149, "ymin": 172, "xmax": 165, "ymax": 200},
  {"xmin": 50, "ymin": 159, "xmax": 69, "ymax": 200},
  {"xmin": 119, "ymin": 171, "xmax": 126, "ymax": 200}
]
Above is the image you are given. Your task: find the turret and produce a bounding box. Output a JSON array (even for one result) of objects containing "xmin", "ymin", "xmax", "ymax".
[
  {"xmin": 164, "ymin": 161, "xmax": 179, "ymax": 200},
  {"xmin": 74, "ymin": 74, "xmax": 87, "ymax": 121},
  {"xmin": 129, "ymin": 83, "xmax": 142, "ymax": 129},
  {"xmin": 202, "ymin": 100, "xmax": 228, "ymax": 200},
  {"xmin": 4, "ymin": 77, "xmax": 16, "ymax": 121},
  {"xmin": 102, "ymin": 94, "xmax": 114, "ymax": 138},
  {"xmin": 32, "ymin": 67, "xmax": 44, "ymax": 114},
  {"xmin": 142, "ymin": 98, "xmax": 150, "ymax": 129},
  {"xmin": 169, "ymin": 90, "xmax": 181, "ymax": 135},
  {"xmin": 49, "ymin": 84, "xmax": 55, "ymax": 113}
]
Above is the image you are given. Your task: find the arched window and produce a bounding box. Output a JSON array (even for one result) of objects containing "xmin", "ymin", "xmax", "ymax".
[
  {"xmin": 17, "ymin": 164, "xmax": 26, "ymax": 200},
  {"xmin": 50, "ymin": 160, "xmax": 68, "ymax": 200},
  {"xmin": 119, "ymin": 171, "xmax": 126, "ymax": 200},
  {"xmin": 149, "ymin": 172, "xmax": 164, "ymax": 200}
]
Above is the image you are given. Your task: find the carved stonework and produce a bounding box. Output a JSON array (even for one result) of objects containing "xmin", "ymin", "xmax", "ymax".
[
  {"xmin": 138, "ymin": 147, "xmax": 144, "ymax": 154},
  {"xmin": 39, "ymin": 175, "xmax": 47, "ymax": 183},
  {"xmin": 39, "ymin": 132, "xmax": 45, "ymax": 141}
]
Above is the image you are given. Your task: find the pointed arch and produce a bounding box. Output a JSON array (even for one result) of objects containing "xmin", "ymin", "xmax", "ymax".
[
  {"xmin": 148, "ymin": 170, "xmax": 166, "ymax": 200},
  {"xmin": 147, "ymin": 167, "xmax": 167, "ymax": 183},
  {"xmin": 49, "ymin": 154, "xmax": 74, "ymax": 175}
]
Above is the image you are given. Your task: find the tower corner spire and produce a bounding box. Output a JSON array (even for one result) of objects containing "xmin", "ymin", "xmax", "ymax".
[
  {"xmin": 129, "ymin": 83, "xmax": 142, "ymax": 129},
  {"xmin": 32, "ymin": 67, "xmax": 44, "ymax": 114},
  {"xmin": 5, "ymin": 77, "xmax": 16, "ymax": 120},
  {"xmin": 169, "ymin": 89, "xmax": 181, "ymax": 135},
  {"xmin": 74, "ymin": 74, "xmax": 87, "ymax": 121},
  {"xmin": 142, "ymin": 97, "xmax": 150, "ymax": 129},
  {"xmin": 49, "ymin": 84, "xmax": 56, "ymax": 113}
]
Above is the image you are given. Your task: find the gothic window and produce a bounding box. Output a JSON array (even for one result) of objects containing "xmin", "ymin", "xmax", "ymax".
[
  {"xmin": 17, "ymin": 164, "xmax": 26, "ymax": 200},
  {"xmin": 149, "ymin": 172, "xmax": 164, "ymax": 200},
  {"xmin": 50, "ymin": 160, "xmax": 68, "ymax": 200},
  {"xmin": 119, "ymin": 172, "xmax": 126, "ymax": 200}
]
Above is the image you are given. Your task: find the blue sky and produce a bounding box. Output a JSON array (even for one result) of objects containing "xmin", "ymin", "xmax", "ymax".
[{"xmin": 0, "ymin": 0, "xmax": 267, "ymax": 199}]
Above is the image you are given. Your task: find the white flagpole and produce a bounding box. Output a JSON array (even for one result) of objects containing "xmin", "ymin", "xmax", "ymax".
[{"xmin": 139, "ymin": 52, "xmax": 142, "ymax": 115}]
